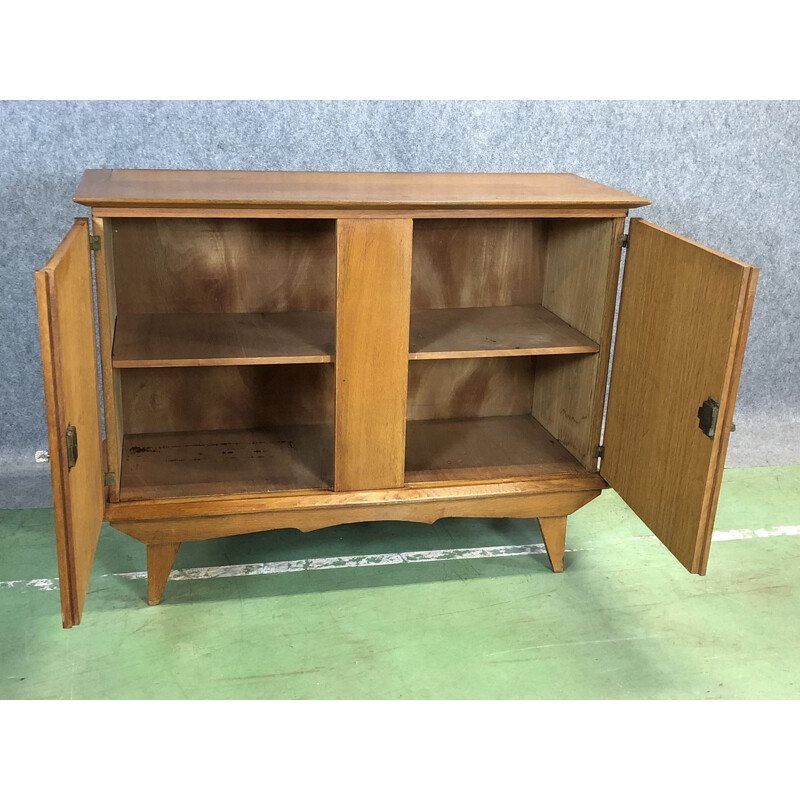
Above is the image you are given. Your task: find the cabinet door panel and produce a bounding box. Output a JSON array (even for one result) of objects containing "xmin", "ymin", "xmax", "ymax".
[
  {"xmin": 335, "ymin": 219, "xmax": 413, "ymax": 490},
  {"xmin": 601, "ymin": 219, "xmax": 758, "ymax": 574},
  {"xmin": 35, "ymin": 220, "xmax": 104, "ymax": 627}
]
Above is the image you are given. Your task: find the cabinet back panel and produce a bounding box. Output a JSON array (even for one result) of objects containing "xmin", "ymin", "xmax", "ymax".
[
  {"xmin": 111, "ymin": 218, "xmax": 336, "ymax": 314},
  {"xmin": 407, "ymin": 357, "xmax": 533, "ymax": 420},
  {"xmin": 411, "ymin": 219, "xmax": 545, "ymax": 309},
  {"xmin": 120, "ymin": 364, "xmax": 334, "ymax": 434}
]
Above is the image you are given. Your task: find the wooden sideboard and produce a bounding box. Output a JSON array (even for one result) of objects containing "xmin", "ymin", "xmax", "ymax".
[{"xmin": 35, "ymin": 170, "xmax": 758, "ymax": 627}]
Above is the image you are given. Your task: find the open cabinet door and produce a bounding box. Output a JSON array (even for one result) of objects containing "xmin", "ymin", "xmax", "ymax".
[
  {"xmin": 35, "ymin": 219, "xmax": 104, "ymax": 627},
  {"xmin": 601, "ymin": 219, "xmax": 758, "ymax": 574}
]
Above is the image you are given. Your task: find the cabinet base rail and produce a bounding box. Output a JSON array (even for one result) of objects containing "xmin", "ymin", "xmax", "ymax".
[{"xmin": 112, "ymin": 489, "xmax": 598, "ymax": 605}]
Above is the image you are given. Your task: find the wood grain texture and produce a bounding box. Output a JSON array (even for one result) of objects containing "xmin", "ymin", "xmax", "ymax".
[
  {"xmin": 541, "ymin": 219, "xmax": 620, "ymax": 339},
  {"xmin": 120, "ymin": 364, "xmax": 334, "ymax": 435},
  {"xmin": 409, "ymin": 305, "xmax": 599, "ymax": 360},
  {"xmin": 696, "ymin": 265, "xmax": 759, "ymax": 575},
  {"xmin": 601, "ymin": 219, "xmax": 758, "ymax": 573},
  {"xmin": 407, "ymin": 358, "xmax": 534, "ymax": 420},
  {"xmin": 35, "ymin": 220, "xmax": 104, "ymax": 628},
  {"xmin": 111, "ymin": 488, "xmax": 602, "ymax": 545},
  {"xmin": 532, "ymin": 219, "xmax": 624, "ymax": 469},
  {"xmin": 113, "ymin": 312, "xmax": 335, "ymax": 368},
  {"xmin": 88, "ymin": 206, "xmax": 632, "ymax": 220},
  {"xmin": 405, "ymin": 416, "xmax": 587, "ymax": 484},
  {"xmin": 147, "ymin": 542, "xmax": 180, "ymax": 605},
  {"xmin": 111, "ymin": 218, "xmax": 336, "ymax": 314},
  {"xmin": 539, "ymin": 516, "xmax": 567, "ymax": 573},
  {"xmin": 120, "ymin": 424, "xmax": 333, "ymax": 501},
  {"xmin": 335, "ymin": 219, "xmax": 413, "ymax": 491},
  {"xmin": 91, "ymin": 217, "xmax": 122, "ymax": 500},
  {"xmin": 75, "ymin": 170, "xmax": 651, "ymax": 210},
  {"xmin": 107, "ymin": 474, "xmax": 607, "ymax": 522},
  {"xmin": 411, "ymin": 219, "xmax": 544, "ymax": 309}
]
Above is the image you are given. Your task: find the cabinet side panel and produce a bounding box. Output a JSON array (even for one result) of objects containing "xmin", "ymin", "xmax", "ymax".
[
  {"xmin": 411, "ymin": 219, "xmax": 545, "ymax": 309},
  {"xmin": 92, "ymin": 217, "xmax": 122, "ymax": 500},
  {"xmin": 335, "ymin": 219, "xmax": 413, "ymax": 491},
  {"xmin": 540, "ymin": 219, "xmax": 620, "ymax": 339},
  {"xmin": 532, "ymin": 219, "xmax": 623, "ymax": 469}
]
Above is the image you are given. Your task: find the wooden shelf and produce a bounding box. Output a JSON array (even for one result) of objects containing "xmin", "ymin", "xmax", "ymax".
[
  {"xmin": 119, "ymin": 424, "xmax": 333, "ymax": 501},
  {"xmin": 113, "ymin": 312, "xmax": 335, "ymax": 368},
  {"xmin": 408, "ymin": 305, "xmax": 599, "ymax": 360},
  {"xmin": 405, "ymin": 415, "xmax": 588, "ymax": 483}
]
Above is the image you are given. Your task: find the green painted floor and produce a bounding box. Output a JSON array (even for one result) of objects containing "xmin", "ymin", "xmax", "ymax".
[{"xmin": 1, "ymin": 465, "xmax": 799, "ymax": 699}]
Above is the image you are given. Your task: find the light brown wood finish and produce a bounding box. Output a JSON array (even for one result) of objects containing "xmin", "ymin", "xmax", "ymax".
[
  {"xmin": 541, "ymin": 219, "xmax": 620, "ymax": 339},
  {"xmin": 120, "ymin": 424, "xmax": 333, "ymax": 501},
  {"xmin": 35, "ymin": 220, "xmax": 104, "ymax": 628},
  {"xmin": 35, "ymin": 168, "xmax": 760, "ymax": 625},
  {"xmin": 76, "ymin": 170, "xmax": 651, "ymax": 210},
  {"xmin": 146, "ymin": 542, "xmax": 180, "ymax": 605},
  {"xmin": 335, "ymin": 219, "xmax": 413, "ymax": 491},
  {"xmin": 112, "ymin": 488, "xmax": 601, "ymax": 545},
  {"xmin": 411, "ymin": 219, "xmax": 544, "ymax": 310},
  {"xmin": 696, "ymin": 266, "xmax": 759, "ymax": 574},
  {"xmin": 90, "ymin": 206, "xmax": 632, "ymax": 220},
  {"xmin": 407, "ymin": 358, "xmax": 534, "ymax": 420},
  {"xmin": 409, "ymin": 305, "xmax": 599, "ymax": 360},
  {"xmin": 539, "ymin": 517, "xmax": 567, "ymax": 573},
  {"xmin": 601, "ymin": 219, "xmax": 758, "ymax": 573},
  {"xmin": 532, "ymin": 219, "xmax": 624, "ymax": 469},
  {"xmin": 121, "ymin": 364, "xmax": 334, "ymax": 435},
  {"xmin": 405, "ymin": 416, "xmax": 587, "ymax": 484},
  {"xmin": 111, "ymin": 218, "xmax": 336, "ymax": 315},
  {"xmin": 107, "ymin": 474, "xmax": 606, "ymax": 522},
  {"xmin": 113, "ymin": 311, "xmax": 335, "ymax": 368},
  {"xmin": 91, "ymin": 217, "xmax": 123, "ymax": 500}
]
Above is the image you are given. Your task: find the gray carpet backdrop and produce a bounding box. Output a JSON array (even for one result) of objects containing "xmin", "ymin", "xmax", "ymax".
[{"xmin": 1, "ymin": 101, "xmax": 798, "ymax": 508}]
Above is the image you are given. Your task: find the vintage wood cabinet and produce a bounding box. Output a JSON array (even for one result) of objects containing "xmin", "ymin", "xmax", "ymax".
[{"xmin": 36, "ymin": 170, "xmax": 758, "ymax": 627}]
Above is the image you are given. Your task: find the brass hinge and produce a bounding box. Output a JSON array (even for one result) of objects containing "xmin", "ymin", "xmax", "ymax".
[
  {"xmin": 595, "ymin": 444, "xmax": 605, "ymax": 459},
  {"xmin": 89, "ymin": 234, "xmax": 102, "ymax": 252},
  {"xmin": 616, "ymin": 233, "xmax": 629, "ymax": 248},
  {"xmin": 104, "ymin": 472, "xmax": 116, "ymax": 487},
  {"xmin": 65, "ymin": 424, "xmax": 78, "ymax": 470}
]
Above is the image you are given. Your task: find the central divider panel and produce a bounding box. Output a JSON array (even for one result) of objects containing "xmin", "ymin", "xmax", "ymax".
[{"xmin": 334, "ymin": 218, "xmax": 413, "ymax": 491}]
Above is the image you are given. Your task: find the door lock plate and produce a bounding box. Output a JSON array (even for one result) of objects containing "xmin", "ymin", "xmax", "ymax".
[
  {"xmin": 697, "ymin": 398, "xmax": 719, "ymax": 439},
  {"xmin": 65, "ymin": 424, "xmax": 78, "ymax": 469}
]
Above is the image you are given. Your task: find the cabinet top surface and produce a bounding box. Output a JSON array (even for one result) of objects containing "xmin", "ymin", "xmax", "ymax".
[{"xmin": 74, "ymin": 170, "xmax": 650, "ymax": 210}]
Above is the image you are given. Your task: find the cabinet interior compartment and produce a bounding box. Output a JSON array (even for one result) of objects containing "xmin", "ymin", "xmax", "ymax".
[
  {"xmin": 118, "ymin": 363, "xmax": 335, "ymax": 501},
  {"xmin": 405, "ymin": 357, "xmax": 589, "ymax": 483},
  {"xmin": 103, "ymin": 217, "xmax": 338, "ymax": 501},
  {"xmin": 405, "ymin": 218, "xmax": 620, "ymax": 482},
  {"xmin": 109, "ymin": 218, "xmax": 337, "ymax": 367}
]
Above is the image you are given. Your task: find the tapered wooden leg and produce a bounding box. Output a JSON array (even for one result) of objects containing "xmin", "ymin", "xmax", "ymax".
[
  {"xmin": 147, "ymin": 542, "xmax": 181, "ymax": 605},
  {"xmin": 539, "ymin": 516, "xmax": 567, "ymax": 573}
]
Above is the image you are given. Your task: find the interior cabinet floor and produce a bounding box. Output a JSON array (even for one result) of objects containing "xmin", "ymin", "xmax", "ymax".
[
  {"xmin": 405, "ymin": 415, "xmax": 589, "ymax": 483},
  {"xmin": 119, "ymin": 424, "xmax": 334, "ymax": 501}
]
